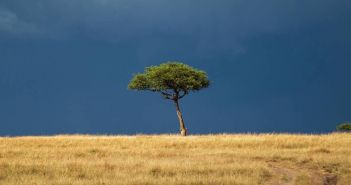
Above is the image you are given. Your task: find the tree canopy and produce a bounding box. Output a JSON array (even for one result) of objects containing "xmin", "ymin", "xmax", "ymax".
[
  {"xmin": 336, "ymin": 123, "xmax": 351, "ymax": 132},
  {"xmin": 128, "ymin": 62, "xmax": 210, "ymax": 100}
]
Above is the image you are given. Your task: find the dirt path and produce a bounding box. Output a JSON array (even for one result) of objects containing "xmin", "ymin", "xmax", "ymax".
[
  {"xmin": 267, "ymin": 163, "xmax": 337, "ymax": 185},
  {"xmin": 268, "ymin": 164, "xmax": 297, "ymax": 185}
]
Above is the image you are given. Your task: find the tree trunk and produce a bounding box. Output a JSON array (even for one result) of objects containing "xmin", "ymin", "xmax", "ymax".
[{"xmin": 174, "ymin": 99, "xmax": 187, "ymax": 136}]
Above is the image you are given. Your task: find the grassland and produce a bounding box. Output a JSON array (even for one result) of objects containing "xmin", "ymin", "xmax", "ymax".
[{"xmin": 0, "ymin": 133, "xmax": 350, "ymax": 185}]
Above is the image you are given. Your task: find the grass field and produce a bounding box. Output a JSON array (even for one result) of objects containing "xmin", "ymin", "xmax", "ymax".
[{"xmin": 0, "ymin": 133, "xmax": 350, "ymax": 185}]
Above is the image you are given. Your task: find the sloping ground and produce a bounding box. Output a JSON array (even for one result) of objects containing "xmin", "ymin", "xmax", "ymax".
[{"xmin": 0, "ymin": 134, "xmax": 350, "ymax": 185}]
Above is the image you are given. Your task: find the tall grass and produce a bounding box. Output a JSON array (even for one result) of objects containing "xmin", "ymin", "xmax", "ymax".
[{"xmin": 0, "ymin": 133, "xmax": 350, "ymax": 185}]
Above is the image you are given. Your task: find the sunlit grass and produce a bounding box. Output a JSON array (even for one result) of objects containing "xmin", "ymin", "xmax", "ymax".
[{"xmin": 0, "ymin": 133, "xmax": 350, "ymax": 185}]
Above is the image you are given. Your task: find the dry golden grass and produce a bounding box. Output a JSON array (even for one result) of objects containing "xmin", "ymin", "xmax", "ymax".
[{"xmin": 0, "ymin": 133, "xmax": 350, "ymax": 185}]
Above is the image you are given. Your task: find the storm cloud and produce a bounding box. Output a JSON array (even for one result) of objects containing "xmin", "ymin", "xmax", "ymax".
[{"xmin": 1, "ymin": 0, "xmax": 350, "ymax": 53}]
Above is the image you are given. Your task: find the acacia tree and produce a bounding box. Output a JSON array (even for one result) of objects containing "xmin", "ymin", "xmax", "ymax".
[{"xmin": 128, "ymin": 62, "xmax": 210, "ymax": 136}]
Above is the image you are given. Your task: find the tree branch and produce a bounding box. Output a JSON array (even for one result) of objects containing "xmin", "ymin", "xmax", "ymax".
[
  {"xmin": 178, "ymin": 90, "xmax": 188, "ymax": 99},
  {"xmin": 161, "ymin": 91, "xmax": 173, "ymax": 100}
]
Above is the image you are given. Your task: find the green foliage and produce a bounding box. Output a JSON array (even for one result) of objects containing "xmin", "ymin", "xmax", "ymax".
[
  {"xmin": 128, "ymin": 62, "xmax": 210, "ymax": 100},
  {"xmin": 336, "ymin": 123, "xmax": 351, "ymax": 132}
]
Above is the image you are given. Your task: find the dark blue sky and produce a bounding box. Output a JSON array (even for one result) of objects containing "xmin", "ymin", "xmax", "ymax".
[{"xmin": 1, "ymin": 0, "xmax": 350, "ymax": 135}]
